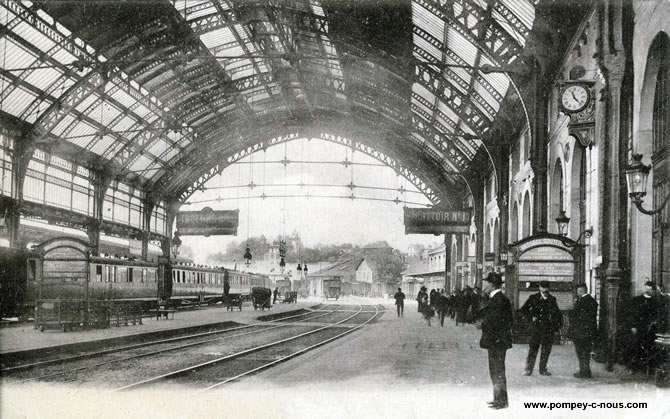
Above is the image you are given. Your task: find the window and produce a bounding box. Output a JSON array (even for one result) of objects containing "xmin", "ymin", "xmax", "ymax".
[
  {"xmin": 128, "ymin": 267, "xmax": 133, "ymax": 283},
  {"xmin": 96, "ymin": 265, "xmax": 103, "ymax": 282}
]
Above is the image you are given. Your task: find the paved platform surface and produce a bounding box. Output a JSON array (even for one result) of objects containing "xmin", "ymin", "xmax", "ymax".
[
  {"xmin": 0, "ymin": 299, "xmax": 318, "ymax": 353},
  {"xmin": 231, "ymin": 298, "xmax": 668, "ymax": 419},
  {"xmin": 1, "ymin": 298, "xmax": 667, "ymax": 419}
]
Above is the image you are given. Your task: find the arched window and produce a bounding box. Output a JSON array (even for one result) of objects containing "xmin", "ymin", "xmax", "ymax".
[{"xmin": 522, "ymin": 191, "xmax": 531, "ymax": 238}]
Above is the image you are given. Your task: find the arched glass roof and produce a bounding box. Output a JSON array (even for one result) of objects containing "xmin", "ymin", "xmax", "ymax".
[{"xmin": 0, "ymin": 0, "xmax": 536, "ymax": 205}]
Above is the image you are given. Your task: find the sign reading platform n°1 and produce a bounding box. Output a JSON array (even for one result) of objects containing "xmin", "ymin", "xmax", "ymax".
[
  {"xmin": 403, "ymin": 207, "xmax": 471, "ymax": 235},
  {"xmin": 176, "ymin": 207, "xmax": 239, "ymax": 237}
]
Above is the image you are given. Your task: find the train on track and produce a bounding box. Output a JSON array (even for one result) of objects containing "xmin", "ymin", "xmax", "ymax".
[{"xmin": 0, "ymin": 237, "xmax": 272, "ymax": 319}]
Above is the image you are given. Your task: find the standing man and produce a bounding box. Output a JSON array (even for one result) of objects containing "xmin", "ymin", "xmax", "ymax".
[
  {"xmin": 480, "ymin": 272, "xmax": 513, "ymax": 410},
  {"xmin": 521, "ymin": 281, "xmax": 563, "ymax": 376},
  {"xmin": 568, "ymin": 283, "xmax": 598, "ymax": 378},
  {"xmin": 273, "ymin": 287, "xmax": 279, "ymax": 304},
  {"xmin": 394, "ymin": 287, "xmax": 406, "ymax": 318},
  {"xmin": 628, "ymin": 281, "xmax": 664, "ymax": 372}
]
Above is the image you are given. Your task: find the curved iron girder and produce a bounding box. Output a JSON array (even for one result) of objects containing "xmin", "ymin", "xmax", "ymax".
[
  {"xmin": 149, "ymin": 117, "xmax": 463, "ymax": 206},
  {"xmin": 173, "ymin": 131, "xmax": 452, "ymax": 207},
  {"xmin": 414, "ymin": 63, "xmax": 492, "ymax": 136},
  {"xmin": 416, "ymin": 0, "xmax": 524, "ymax": 66}
]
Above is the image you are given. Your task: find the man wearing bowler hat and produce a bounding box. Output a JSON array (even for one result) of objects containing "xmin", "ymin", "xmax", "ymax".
[
  {"xmin": 521, "ymin": 281, "xmax": 563, "ymax": 376},
  {"xmin": 480, "ymin": 272, "xmax": 513, "ymax": 409}
]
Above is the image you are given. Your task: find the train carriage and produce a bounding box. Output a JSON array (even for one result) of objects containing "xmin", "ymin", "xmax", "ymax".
[{"xmin": 0, "ymin": 237, "xmax": 272, "ymax": 318}]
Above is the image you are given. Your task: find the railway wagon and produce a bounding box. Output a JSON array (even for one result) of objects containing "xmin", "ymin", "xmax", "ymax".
[
  {"xmin": 323, "ymin": 279, "xmax": 342, "ymax": 300},
  {"xmin": 1, "ymin": 237, "xmax": 272, "ymax": 317},
  {"xmin": 170, "ymin": 263, "xmax": 227, "ymax": 304},
  {"xmin": 275, "ymin": 278, "xmax": 292, "ymax": 296},
  {"xmin": 0, "ymin": 247, "xmax": 39, "ymax": 318},
  {"xmin": 309, "ymin": 277, "xmax": 342, "ymax": 299}
]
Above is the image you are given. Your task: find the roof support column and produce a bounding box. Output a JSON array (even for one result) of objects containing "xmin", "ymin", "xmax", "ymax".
[
  {"xmin": 595, "ymin": 0, "xmax": 630, "ymax": 371},
  {"xmin": 88, "ymin": 171, "xmax": 113, "ymax": 256},
  {"xmin": 141, "ymin": 201, "xmax": 155, "ymax": 261},
  {"xmin": 471, "ymin": 178, "xmax": 485, "ymax": 287},
  {"xmin": 529, "ymin": 60, "xmax": 550, "ymax": 234},
  {"xmin": 160, "ymin": 200, "xmax": 182, "ymax": 260},
  {"xmin": 444, "ymin": 233, "xmax": 452, "ymax": 292},
  {"xmin": 4, "ymin": 129, "xmax": 33, "ymax": 249}
]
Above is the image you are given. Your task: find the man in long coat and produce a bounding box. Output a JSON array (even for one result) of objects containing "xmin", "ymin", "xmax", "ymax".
[
  {"xmin": 521, "ymin": 281, "xmax": 563, "ymax": 376},
  {"xmin": 568, "ymin": 283, "xmax": 598, "ymax": 378},
  {"xmin": 480, "ymin": 272, "xmax": 513, "ymax": 410}
]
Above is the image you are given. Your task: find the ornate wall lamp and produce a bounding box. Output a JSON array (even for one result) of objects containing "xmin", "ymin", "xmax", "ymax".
[
  {"xmin": 555, "ymin": 210, "xmax": 592, "ymax": 248},
  {"xmin": 625, "ymin": 154, "xmax": 670, "ymax": 215},
  {"xmin": 171, "ymin": 231, "xmax": 182, "ymax": 259}
]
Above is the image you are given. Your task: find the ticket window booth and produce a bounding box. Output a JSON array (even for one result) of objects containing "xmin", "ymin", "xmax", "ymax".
[{"xmin": 506, "ymin": 234, "xmax": 579, "ymax": 344}]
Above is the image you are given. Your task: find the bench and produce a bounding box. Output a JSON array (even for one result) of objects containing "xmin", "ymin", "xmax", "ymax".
[{"xmin": 154, "ymin": 309, "xmax": 176, "ymax": 320}]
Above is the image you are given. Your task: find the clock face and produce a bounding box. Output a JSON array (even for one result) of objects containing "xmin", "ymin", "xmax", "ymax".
[{"xmin": 561, "ymin": 85, "xmax": 590, "ymax": 112}]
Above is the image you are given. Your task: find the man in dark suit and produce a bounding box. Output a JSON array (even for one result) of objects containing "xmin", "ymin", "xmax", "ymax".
[
  {"xmin": 627, "ymin": 281, "xmax": 665, "ymax": 372},
  {"xmin": 568, "ymin": 283, "xmax": 598, "ymax": 378},
  {"xmin": 480, "ymin": 272, "xmax": 513, "ymax": 410},
  {"xmin": 521, "ymin": 281, "xmax": 563, "ymax": 376}
]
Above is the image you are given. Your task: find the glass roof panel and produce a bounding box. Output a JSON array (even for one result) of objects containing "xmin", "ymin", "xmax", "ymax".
[
  {"xmin": 14, "ymin": 21, "xmax": 56, "ymax": 52},
  {"xmin": 51, "ymin": 48, "xmax": 78, "ymax": 66},
  {"xmin": 112, "ymin": 116, "xmax": 138, "ymax": 132},
  {"xmin": 52, "ymin": 114, "xmax": 78, "ymax": 136},
  {"xmin": 88, "ymin": 135, "xmax": 116, "ymax": 156},
  {"xmin": 75, "ymin": 93, "xmax": 100, "ymax": 113},
  {"xmin": 147, "ymin": 139, "xmax": 170, "ymax": 157},
  {"xmin": 412, "ymin": 2, "xmax": 444, "ymax": 40},
  {"xmin": 68, "ymin": 134, "xmax": 95, "ymax": 149},
  {"xmin": 201, "ymin": 27, "xmax": 235, "ymax": 49},
  {"xmin": 23, "ymin": 67, "xmax": 63, "ymax": 91},
  {"xmin": 3, "ymin": 38, "xmax": 38, "ymax": 70},
  {"xmin": 501, "ymin": 0, "xmax": 535, "ymax": 29},
  {"xmin": 128, "ymin": 154, "xmax": 154, "ymax": 173},
  {"xmin": 414, "ymin": 34, "xmax": 442, "ymax": 61},
  {"xmin": 445, "ymin": 27, "xmax": 477, "ymax": 66},
  {"xmin": 69, "ymin": 122, "xmax": 98, "ymax": 138},
  {"xmin": 492, "ymin": 9, "xmax": 526, "ymax": 47},
  {"xmin": 2, "ymin": 86, "xmax": 37, "ymax": 117},
  {"xmin": 0, "ymin": 4, "xmax": 17, "ymax": 25}
]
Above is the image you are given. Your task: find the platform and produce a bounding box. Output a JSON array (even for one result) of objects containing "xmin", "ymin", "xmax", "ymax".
[
  {"xmin": 0, "ymin": 299, "xmax": 317, "ymax": 355},
  {"xmin": 230, "ymin": 298, "xmax": 668, "ymax": 418}
]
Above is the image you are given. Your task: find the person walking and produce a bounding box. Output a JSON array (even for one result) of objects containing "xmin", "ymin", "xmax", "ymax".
[
  {"xmin": 521, "ymin": 281, "xmax": 563, "ymax": 376},
  {"xmin": 437, "ymin": 289, "xmax": 449, "ymax": 327},
  {"xmin": 480, "ymin": 272, "xmax": 513, "ymax": 410},
  {"xmin": 568, "ymin": 283, "xmax": 598, "ymax": 378},
  {"xmin": 394, "ymin": 287, "xmax": 406, "ymax": 318},
  {"xmin": 417, "ymin": 286, "xmax": 427, "ymax": 313}
]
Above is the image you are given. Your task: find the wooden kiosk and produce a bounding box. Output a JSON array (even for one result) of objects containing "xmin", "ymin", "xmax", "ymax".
[{"xmin": 506, "ymin": 234, "xmax": 580, "ymax": 343}]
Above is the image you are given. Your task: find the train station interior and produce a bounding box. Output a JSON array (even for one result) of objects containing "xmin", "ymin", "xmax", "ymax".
[{"xmin": 1, "ymin": 0, "xmax": 669, "ymax": 417}]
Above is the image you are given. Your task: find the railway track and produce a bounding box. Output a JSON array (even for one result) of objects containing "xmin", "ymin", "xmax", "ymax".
[
  {"xmin": 117, "ymin": 304, "xmax": 379, "ymax": 391},
  {"xmin": 1, "ymin": 305, "xmax": 343, "ymax": 382}
]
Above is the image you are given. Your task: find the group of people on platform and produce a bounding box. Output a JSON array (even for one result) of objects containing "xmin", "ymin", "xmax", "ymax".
[
  {"xmin": 411, "ymin": 286, "xmax": 483, "ymax": 327},
  {"xmin": 394, "ymin": 275, "xmax": 668, "ymax": 410}
]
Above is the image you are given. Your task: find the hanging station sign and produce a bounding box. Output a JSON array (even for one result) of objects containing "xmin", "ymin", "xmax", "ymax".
[
  {"xmin": 176, "ymin": 207, "xmax": 239, "ymax": 236},
  {"xmin": 403, "ymin": 208, "xmax": 471, "ymax": 235}
]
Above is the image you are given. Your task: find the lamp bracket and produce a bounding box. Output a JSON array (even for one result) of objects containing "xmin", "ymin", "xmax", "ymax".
[{"xmin": 632, "ymin": 192, "xmax": 670, "ymax": 216}]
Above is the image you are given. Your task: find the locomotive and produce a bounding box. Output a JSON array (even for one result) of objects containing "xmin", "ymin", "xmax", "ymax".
[{"xmin": 0, "ymin": 237, "xmax": 271, "ymax": 319}]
